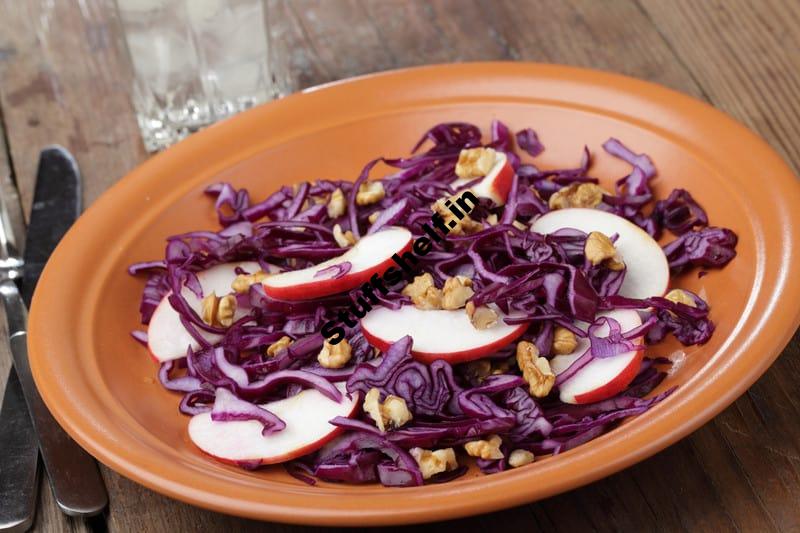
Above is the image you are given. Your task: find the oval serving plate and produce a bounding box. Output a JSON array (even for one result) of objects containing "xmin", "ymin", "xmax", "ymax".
[{"xmin": 28, "ymin": 63, "xmax": 800, "ymax": 526}]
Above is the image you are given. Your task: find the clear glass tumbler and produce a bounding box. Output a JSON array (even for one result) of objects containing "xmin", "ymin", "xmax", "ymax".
[{"xmin": 116, "ymin": 0, "xmax": 287, "ymax": 152}]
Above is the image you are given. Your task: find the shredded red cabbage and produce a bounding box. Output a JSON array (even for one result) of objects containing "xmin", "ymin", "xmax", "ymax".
[{"xmin": 131, "ymin": 120, "xmax": 737, "ymax": 486}]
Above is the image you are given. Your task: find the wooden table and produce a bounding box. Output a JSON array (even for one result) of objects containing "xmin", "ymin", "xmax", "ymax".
[{"xmin": 1, "ymin": 1, "xmax": 799, "ymax": 531}]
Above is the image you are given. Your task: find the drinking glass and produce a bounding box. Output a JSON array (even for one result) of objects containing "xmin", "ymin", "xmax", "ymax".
[{"xmin": 116, "ymin": 0, "xmax": 290, "ymax": 152}]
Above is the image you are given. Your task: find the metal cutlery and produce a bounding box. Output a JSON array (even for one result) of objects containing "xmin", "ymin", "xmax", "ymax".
[{"xmin": 0, "ymin": 147, "xmax": 107, "ymax": 526}]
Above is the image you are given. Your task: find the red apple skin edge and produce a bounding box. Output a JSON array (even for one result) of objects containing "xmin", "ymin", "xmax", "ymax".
[
  {"xmin": 261, "ymin": 241, "xmax": 413, "ymax": 301},
  {"xmin": 491, "ymin": 160, "xmax": 514, "ymax": 203},
  {"xmin": 362, "ymin": 322, "xmax": 529, "ymax": 365},
  {"xmin": 569, "ymin": 340, "xmax": 646, "ymax": 405},
  {"xmin": 196, "ymin": 393, "xmax": 361, "ymax": 467}
]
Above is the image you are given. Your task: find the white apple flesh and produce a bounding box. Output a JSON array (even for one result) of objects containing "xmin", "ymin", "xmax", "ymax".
[
  {"xmin": 531, "ymin": 208, "xmax": 669, "ymax": 299},
  {"xmin": 550, "ymin": 309, "xmax": 644, "ymax": 404},
  {"xmin": 360, "ymin": 304, "xmax": 528, "ymax": 364},
  {"xmin": 188, "ymin": 383, "xmax": 359, "ymax": 465},
  {"xmin": 147, "ymin": 261, "xmax": 272, "ymax": 363},
  {"xmin": 262, "ymin": 227, "xmax": 413, "ymax": 301},
  {"xmin": 453, "ymin": 151, "xmax": 515, "ymax": 206}
]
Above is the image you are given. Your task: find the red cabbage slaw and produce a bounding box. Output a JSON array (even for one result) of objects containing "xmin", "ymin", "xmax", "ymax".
[{"xmin": 130, "ymin": 121, "xmax": 737, "ymax": 486}]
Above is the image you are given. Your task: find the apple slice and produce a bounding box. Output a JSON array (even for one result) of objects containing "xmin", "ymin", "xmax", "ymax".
[
  {"xmin": 148, "ymin": 261, "xmax": 272, "ymax": 363},
  {"xmin": 188, "ymin": 382, "xmax": 358, "ymax": 465},
  {"xmin": 360, "ymin": 304, "xmax": 528, "ymax": 364},
  {"xmin": 262, "ymin": 227, "xmax": 412, "ymax": 301},
  {"xmin": 531, "ymin": 208, "xmax": 669, "ymax": 299},
  {"xmin": 453, "ymin": 151, "xmax": 515, "ymax": 206},
  {"xmin": 550, "ymin": 309, "xmax": 644, "ymax": 404}
]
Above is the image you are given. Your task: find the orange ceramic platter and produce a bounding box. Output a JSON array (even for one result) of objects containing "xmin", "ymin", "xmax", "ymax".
[{"xmin": 28, "ymin": 63, "xmax": 800, "ymax": 525}]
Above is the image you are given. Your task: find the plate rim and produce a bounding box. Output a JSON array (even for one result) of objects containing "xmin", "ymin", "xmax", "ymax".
[{"xmin": 28, "ymin": 61, "xmax": 800, "ymax": 525}]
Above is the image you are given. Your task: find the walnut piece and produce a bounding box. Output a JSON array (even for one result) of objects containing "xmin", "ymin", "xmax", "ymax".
[
  {"xmin": 465, "ymin": 301, "xmax": 498, "ymax": 329},
  {"xmin": 200, "ymin": 292, "xmax": 218, "ymax": 325},
  {"xmin": 356, "ymin": 180, "xmax": 386, "ymax": 206},
  {"xmin": 455, "ymin": 147, "xmax": 497, "ymax": 179},
  {"xmin": 552, "ymin": 326, "xmax": 578, "ymax": 355},
  {"xmin": 317, "ymin": 339, "xmax": 353, "ymax": 369},
  {"xmin": 464, "ymin": 434, "xmax": 504, "ymax": 460},
  {"xmin": 312, "ymin": 193, "xmax": 330, "ymax": 205},
  {"xmin": 464, "ymin": 359, "xmax": 492, "ymax": 383},
  {"xmin": 266, "ymin": 335, "xmax": 293, "ymax": 357},
  {"xmin": 516, "ymin": 341, "xmax": 555, "ymax": 398},
  {"xmin": 486, "ymin": 213, "xmax": 499, "ymax": 226},
  {"xmin": 491, "ymin": 358, "xmax": 513, "ymax": 375},
  {"xmin": 217, "ymin": 294, "xmax": 236, "ymax": 327},
  {"xmin": 585, "ymin": 231, "xmax": 625, "ymax": 271},
  {"xmin": 363, "ymin": 387, "xmax": 413, "ymax": 432},
  {"xmin": 508, "ymin": 449, "xmax": 535, "ymax": 468},
  {"xmin": 409, "ymin": 447, "xmax": 458, "ymax": 480},
  {"xmin": 200, "ymin": 292, "xmax": 236, "ymax": 327},
  {"xmin": 512, "ymin": 220, "xmax": 528, "ymax": 231},
  {"xmin": 548, "ymin": 183, "xmax": 605, "ymax": 210},
  {"xmin": 431, "ymin": 198, "xmax": 483, "ymax": 235},
  {"xmin": 368, "ymin": 211, "xmax": 381, "ymax": 224},
  {"xmin": 231, "ymin": 270, "xmax": 270, "ymax": 294},
  {"xmin": 332, "ymin": 223, "xmax": 356, "ymax": 248},
  {"xmin": 665, "ymin": 288, "xmax": 696, "ymax": 307},
  {"xmin": 327, "ymin": 187, "xmax": 347, "ymax": 218},
  {"xmin": 401, "ymin": 273, "xmax": 443, "ymax": 310},
  {"xmin": 441, "ymin": 275, "xmax": 474, "ymax": 310}
]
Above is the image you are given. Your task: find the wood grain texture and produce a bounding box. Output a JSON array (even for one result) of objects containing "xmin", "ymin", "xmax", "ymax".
[{"xmin": 0, "ymin": 0, "xmax": 799, "ymax": 531}]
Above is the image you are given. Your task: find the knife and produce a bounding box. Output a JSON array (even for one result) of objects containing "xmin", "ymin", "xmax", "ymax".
[
  {"xmin": 0, "ymin": 147, "xmax": 108, "ymax": 520},
  {"xmin": 0, "ymin": 154, "xmax": 38, "ymax": 532}
]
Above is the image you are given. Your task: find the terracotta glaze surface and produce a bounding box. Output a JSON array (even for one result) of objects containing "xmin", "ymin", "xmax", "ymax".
[{"xmin": 27, "ymin": 63, "xmax": 800, "ymax": 525}]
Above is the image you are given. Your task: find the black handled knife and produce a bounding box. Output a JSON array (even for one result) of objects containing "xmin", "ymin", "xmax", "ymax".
[{"xmin": 0, "ymin": 147, "xmax": 108, "ymax": 524}]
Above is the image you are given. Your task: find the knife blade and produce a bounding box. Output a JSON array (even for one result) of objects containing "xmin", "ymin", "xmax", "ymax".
[
  {"xmin": 0, "ymin": 146, "xmax": 108, "ymax": 518},
  {"xmin": 0, "ymin": 160, "xmax": 39, "ymax": 532}
]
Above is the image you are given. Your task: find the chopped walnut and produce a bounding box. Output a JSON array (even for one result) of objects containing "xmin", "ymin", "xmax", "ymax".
[
  {"xmin": 409, "ymin": 447, "xmax": 458, "ymax": 480},
  {"xmin": 266, "ymin": 335, "xmax": 293, "ymax": 357},
  {"xmin": 508, "ymin": 449, "xmax": 535, "ymax": 468},
  {"xmin": 486, "ymin": 213, "xmax": 499, "ymax": 226},
  {"xmin": 464, "ymin": 434, "xmax": 504, "ymax": 460},
  {"xmin": 200, "ymin": 292, "xmax": 218, "ymax": 325},
  {"xmin": 327, "ymin": 188, "xmax": 347, "ymax": 218},
  {"xmin": 464, "ymin": 359, "xmax": 492, "ymax": 382},
  {"xmin": 217, "ymin": 294, "xmax": 236, "ymax": 327},
  {"xmin": 455, "ymin": 147, "xmax": 496, "ymax": 179},
  {"xmin": 356, "ymin": 181, "xmax": 385, "ymax": 206},
  {"xmin": 231, "ymin": 270, "xmax": 270, "ymax": 294},
  {"xmin": 548, "ymin": 183, "xmax": 606, "ymax": 210},
  {"xmin": 363, "ymin": 387, "xmax": 413, "ymax": 432},
  {"xmin": 401, "ymin": 273, "xmax": 443, "ymax": 310},
  {"xmin": 441, "ymin": 276, "xmax": 474, "ymax": 310},
  {"xmin": 585, "ymin": 231, "xmax": 625, "ymax": 271},
  {"xmin": 312, "ymin": 193, "xmax": 330, "ymax": 205},
  {"xmin": 317, "ymin": 339, "xmax": 352, "ymax": 369},
  {"xmin": 200, "ymin": 292, "xmax": 236, "ymax": 327},
  {"xmin": 432, "ymin": 198, "xmax": 483, "ymax": 235},
  {"xmin": 491, "ymin": 358, "xmax": 513, "ymax": 375},
  {"xmin": 465, "ymin": 301, "xmax": 498, "ymax": 329},
  {"xmin": 368, "ymin": 211, "xmax": 381, "ymax": 224},
  {"xmin": 332, "ymin": 223, "xmax": 356, "ymax": 248},
  {"xmin": 516, "ymin": 341, "xmax": 555, "ymax": 398},
  {"xmin": 665, "ymin": 288, "xmax": 696, "ymax": 308},
  {"xmin": 552, "ymin": 326, "xmax": 578, "ymax": 355},
  {"xmin": 512, "ymin": 220, "xmax": 528, "ymax": 231}
]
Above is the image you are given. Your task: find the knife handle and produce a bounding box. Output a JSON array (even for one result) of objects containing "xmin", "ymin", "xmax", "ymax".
[
  {"xmin": 0, "ymin": 280, "xmax": 108, "ymax": 517},
  {"xmin": 0, "ymin": 369, "xmax": 40, "ymax": 532}
]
